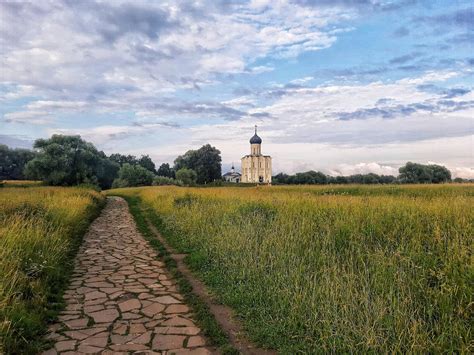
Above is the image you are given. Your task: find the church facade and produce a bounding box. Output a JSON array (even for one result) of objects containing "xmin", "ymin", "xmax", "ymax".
[{"xmin": 241, "ymin": 126, "xmax": 272, "ymax": 183}]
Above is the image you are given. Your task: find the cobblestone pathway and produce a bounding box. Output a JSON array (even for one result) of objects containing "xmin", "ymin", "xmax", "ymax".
[{"xmin": 43, "ymin": 197, "xmax": 212, "ymax": 355}]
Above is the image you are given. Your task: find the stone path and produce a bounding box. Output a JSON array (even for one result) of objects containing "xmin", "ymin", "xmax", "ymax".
[{"xmin": 43, "ymin": 197, "xmax": 212, "ymax": 355}]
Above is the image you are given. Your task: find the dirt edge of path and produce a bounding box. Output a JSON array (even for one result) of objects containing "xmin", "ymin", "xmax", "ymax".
[{"xmin": 143, "ymin": 215, "xmax": 277, "ymax": 355}]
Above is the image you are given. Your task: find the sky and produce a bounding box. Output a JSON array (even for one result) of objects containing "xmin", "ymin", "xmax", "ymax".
[{"xmin": 0, "ymin": 0, "xmax": 473, "ymax": 178}]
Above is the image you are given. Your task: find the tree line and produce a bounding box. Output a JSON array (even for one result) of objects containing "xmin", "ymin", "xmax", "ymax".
[
  {"xmin": 0, "ymin": 135, "xmax": 469, "ymax": 188},
  {"xmin": 273, "ymin": 162, "xmax": 462, "ymax": 185},
  {"xmin": 0, "ymin": 135, "xmax": 222, "ymax": 189}
]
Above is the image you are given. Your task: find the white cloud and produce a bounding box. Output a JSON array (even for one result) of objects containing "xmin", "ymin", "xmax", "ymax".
[
  {"xmin": 328, "ymin": 162, "xmax": 399, "ymax": 176},
  {"xmin": 3, "ymin": 111, "xmax": 53, "ymax": 125},
  {"xmin": 0, "ymin": 0, "xmax": 352, "ymax": 105}
]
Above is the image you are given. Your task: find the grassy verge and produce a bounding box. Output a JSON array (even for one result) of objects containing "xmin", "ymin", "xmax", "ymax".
[
  {"xmin": 111, "ymin": 193, "xmax": 237, "ymax": 354},
  {"xmin": 0, "ymin": 187, "xmax": 105, "ymax": 354}
]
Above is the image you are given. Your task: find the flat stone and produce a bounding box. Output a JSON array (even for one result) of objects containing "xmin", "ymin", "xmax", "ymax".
[
  {"xmin": 154, "ymin": 326, "xmax": 200, "ymax": 335},
  {"xmin": 112, "ymin": 323, "xmax": 128, "ymax": 335},
  {"xmin": 162, "ymin": 317, "xmax": 195, "ymax": 327},
  {"xmin": 142, "ymin": 303, "xmax": 166, "ymax": 317},
  {"xmin": 85, "ymin": 290, "xmax": 106, "ymax": 300},
  {"xmin": 109, "ymin": 344, "xmax": 149, "ymax": 351},
  {"xmin": 153, "ymin": 295, "xmax": 181, "ymax": 304},
  {"xmin": 165, "ymin": 305, "xmax": 190, "ymax": 314},
  {"xmin": 89, "ymin": 309, "xmax": 119, "ymax": 323},
  {"xmin": 152, "ymin": 334, "xmax": 186, "ymax": 350},
  {"xmin": 132, "ymin": 331, "xmax": 152, "ymax": 344},
  {"xmin": 118, "ymin": 298, "xmax": 141, "ymax": 312},
  {"xmin": 129, "ymin": 323, "xmax": 146, "ymax": 334},
  {"xmin": 187, "ymin": 336, "xmax": 206, "ymax": 347},
  {"xmin": 84, "ymin": 305, "xmax": 104, "ymax": 314},
  {"xmin": 110, "ymin": 334, "xmax": 137, "ymax": 345},
  {"xmin": 173, "ymin": 349, "xmax": 212, "ymax": 355},
  {"xmin": 55, "ymin": 340, "xmax": 76, "ymax": 352},
  {"xmin": 80, "ymin": 333, "xmax": 108, "ymax": 347},
  {"xmin": 77, "ymin": 344, "xmax": 105, "ymax": 353},
  {"xmin": 64, "ymin": 318, "xmax": 88, "ymax": 329},
  {"xmin": 58, "ymin": 314, "xmax": 80, "ymax": 321},
  {"xmin": 63, "ymin": 330, "xmax": 88, "ymax": 340},
  {"xmin": 86, "ymin": 281, "xmax": 114, "ymax": 288},
  {"xmin": 138, "ymin": 292, "xmax": 154, "ymax": 300},
  {"xmin": 122, "ymin": 312, "xmax": 142, "ymax": 320}
]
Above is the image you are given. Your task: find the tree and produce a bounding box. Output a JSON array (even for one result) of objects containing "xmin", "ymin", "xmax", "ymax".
[
  {"xmin": 109, "ymin": 153, "xmax": 137, "ymax": 166},
  {"xmin": 112, "ymin": 163, "xmax": 154, "ymax": 188},
  {"xmin": 138, "ymin": 155, "xmax": 156, "ymax": 173},
  {"xmin": 175, "ymin": 168, "xmax": 197, "ymax": 186},
  {"xmin": 0, "ymin": 144, "xmax": 36, "ymax": 180},
  {"xmin": 96, "ymin": 152, "xmax": 120, "ymax": 189},
  {"xmin": 398, "ymin": 162, "xmax": 451, "ymax": 184},
  {"xmin": 272, "ymin": 173, "xmax": 290, "ymax": 184},
  {"xmin": 24, "ymin": 135, "xmax": 103, "ymax": 186},
  {"xmin": 157, "ymin": 163, "xmax": 175, "ymax": 178},
  {"xmin": 292, "ymin": 170, "xmax": 327, "ymax": 184},
  {"xmin": 174, "ymin": 144, "xmax": 221, "ymax": 184},
  {"xmin": 430, "ymin": 164, "xmax": 451, "ymax": 183}
]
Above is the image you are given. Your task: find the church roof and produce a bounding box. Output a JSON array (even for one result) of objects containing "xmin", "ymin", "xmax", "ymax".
[
  {"xmin": 223, "ymin": 171, "xmax": 241, "ymax": 177},
  {"xmin": 249, "ymin": 125, "xmax": 262, "ymax": 144},
  {"xmin": 250, "ymin": 133, "xmax": 262, "ymax": 144}
]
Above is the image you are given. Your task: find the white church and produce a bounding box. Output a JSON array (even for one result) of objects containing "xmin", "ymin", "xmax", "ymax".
[{"xmin": 223, "ymin": 126, "xmax": 272, "ymax": 184}]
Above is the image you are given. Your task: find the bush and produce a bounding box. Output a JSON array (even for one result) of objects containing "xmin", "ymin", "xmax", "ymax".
[
  {"xmin": 112, "ymin": 163, "xmax": 154, "ymax": 188},
  {"xmin": 153, "ymin": 176, "xmax": 183, "ymax": 186},
  {"xmin": 175, "ymin": 168, "xmax": 197, "ymax": 186}
]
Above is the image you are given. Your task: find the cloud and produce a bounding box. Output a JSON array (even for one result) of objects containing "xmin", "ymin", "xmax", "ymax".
[
  {"xmin": 3, "ymin": 111, "xmax": 53, "ymax": 125},
  {"xmin": 389, "ymin": 52, "xmax": 423, "ymax": 64},
  {"xmin": 328, "ymin": 162, "xmax": 399, "ymax": 176},
  {"xmin": 50, "ymin": 122, "xmax": 178, "ymax": 144},
  {"xmin": 0, "ymin": 0, "xmax": 353, "ymax": 108},
  {"xmin": 292, "ymin": 0, "xmax": 418, "ymax": 12},
  {"xmin": 392, "ymin": 26, "xmax": 410, "ymax": 37},
  {"xmin": 0, "ymin": 134, "xmax": 34, "ymax": 149},
  {"xmin": 418, "ymin": 8, "xmax": 474, "ymax": 30},
  {"xmin": 450, "ymin": 167, "xmax": 474, "ymax": 179}
]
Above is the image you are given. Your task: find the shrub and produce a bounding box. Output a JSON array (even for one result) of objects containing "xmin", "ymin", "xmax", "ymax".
[
  {"xmin": 153, "ymin": 176, "xmax": 183, "ymax": 186},
  {"xmin": 175, "ymin": 168, "xmax": 197, "ymax": 186},
  {"xmin": 112, "ymin": 163, "xmax": 154, "ymax": 188}
]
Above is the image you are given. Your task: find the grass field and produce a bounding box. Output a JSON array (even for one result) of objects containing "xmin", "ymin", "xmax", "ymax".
[
  {"xmin": 111, "ymin": 184, "xmax": 473, "ymax": 353},
  {"xmin": 0, "ymin": 180, "xmax": 44, "ymax": 187},
  {"xmin": 0, "ymin": 187, "xmax": 104, "ymax": 354}
]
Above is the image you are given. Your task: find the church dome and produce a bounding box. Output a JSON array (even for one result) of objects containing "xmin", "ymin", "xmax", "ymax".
[
  {"xmin": 250, "ymin": 133, "xmax": 262, "ymax": 144},
  {"xmin": 249, "ymin": 125, "xmax": 262, "ymax": 144}
]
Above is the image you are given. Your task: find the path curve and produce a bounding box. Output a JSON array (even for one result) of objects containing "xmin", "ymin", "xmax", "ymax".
[{"xmin": 42, "ymin": 197, "xmax": 212, "ymax": 354}]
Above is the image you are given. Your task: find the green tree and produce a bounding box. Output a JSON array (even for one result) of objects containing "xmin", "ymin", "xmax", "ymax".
[
  {"xmin": 157, "ymin": 163, "xmax": 175, "ymax": 178},
  {"xmin": 175, "ymin": 168, "xmax": 197, "ymax": 186},
  {"xmin": 96, "ymin": 153, "xmax": 120, "ymax": 189},
  {"xmin": 174, "ymin": 144, "xmax": 221, "ymax": 184},
  {"xmin": 109, "ymin": 153, "xmax": 137, "ymax": 166},
  {"xmin": 399, "ymin": 162, "xmax": 451, "ymax": 184},
  {"xmin": 138, "ymin": 155, "xmax": 156, "ymax": 173},
  {"xmin": 112, "ymin": 163, "xmax": 154, "ymax": 188},
  {"xmin": 24, "ymin": 135, "xmax": 103, "ymax": 186},
  {"xmin": 430, "ymin": 164, "xmax": 451, "ymax": 183},
  {"xmin": 0, "ymin": 144, "xmax": 36, "ymax": 180}
]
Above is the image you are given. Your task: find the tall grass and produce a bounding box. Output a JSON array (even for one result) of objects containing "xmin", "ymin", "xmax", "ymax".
[
  {"xmin": 0, "ymin": 187, "xmax": 104, "ymax": 353},
  {"xmin": 112, "ymin": 184, "xmax": 473, "ymax": 353}
]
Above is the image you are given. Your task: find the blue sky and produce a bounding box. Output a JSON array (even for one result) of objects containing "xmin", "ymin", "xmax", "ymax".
[{"xmin": 1, "ymin": 0, "xmax": 473, "ymax": 177}]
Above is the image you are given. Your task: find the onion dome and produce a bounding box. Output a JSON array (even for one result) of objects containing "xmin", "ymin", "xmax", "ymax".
[{"xmin": 250, "ymin": 125, "xmax": 262, "ymax": 144}]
